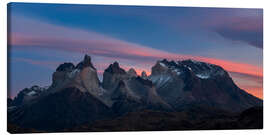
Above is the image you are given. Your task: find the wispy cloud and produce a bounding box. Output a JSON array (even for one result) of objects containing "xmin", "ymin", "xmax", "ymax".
[
  {"xmin": 204, "ymin": 10, "xmax": 263, "ymax": 49},
  {"xmin": 229, "ymin": 71, "xmax": 263, "ymax": 99},
  {"xmin": 9, "ymin": 16, "xmax": 262, "ymax": 78},
  {"xmin": 12, "ymin": 57, "xmax": 61, "ymax": 70},
  {"xmin": 11, "ymin": 32, "xmax": 263, "ymax": 78},
  {"xmin": 9, "ymin": 16, "xmax": 263, "ymax": 99}
]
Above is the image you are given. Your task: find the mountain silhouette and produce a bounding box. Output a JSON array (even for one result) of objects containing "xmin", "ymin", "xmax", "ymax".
[{"xmin": 8, "ymin": 55, "xmax": 263, "ymax": 133}]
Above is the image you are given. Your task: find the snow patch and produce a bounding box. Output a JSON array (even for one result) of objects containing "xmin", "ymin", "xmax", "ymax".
[
  {"xmin": 42, "ymin": 86, "xmax": 50, "ymax": 90},
  {"xmin": 172, "ymin": 69, "xmax": 181, "ymax": 75},
  {"xmin": 27, "ymin": 91, "xmax": 36, "ymax": 96},
  {"xmin": 190, "ymin": 59, "xmax": 201, "ymax": 65},
  {"xmin": 183, "ymin": 65, "xmax": 192, "ymax": 71},
  {"xmin": 159, "ymin": 62, "xmax": 166, "ymax": 67},
  {"xmin": 68, "ymin": 69, "xmax": 80, "ymax": 78},
  {"xmin": 150, "ymin": 75, "xmax": 172, "ymax": 87},
  {"xmin": 196, "ymin": 74, "xmax": 210, "ymax": 79}
]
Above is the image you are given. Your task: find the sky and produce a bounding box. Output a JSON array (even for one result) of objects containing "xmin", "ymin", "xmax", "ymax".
[{"xmin": 7, "ymin": 3, "xmax": 263, "ymax": 99}]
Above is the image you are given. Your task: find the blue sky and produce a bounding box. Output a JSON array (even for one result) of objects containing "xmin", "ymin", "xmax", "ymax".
[{"xmin": 8, "ymin": 3, "xmax": 263, "ymax": 98}]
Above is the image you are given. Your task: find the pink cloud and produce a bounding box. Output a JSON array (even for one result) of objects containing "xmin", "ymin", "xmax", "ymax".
[
  {"xmin": 9, "ymin": 17, "xmax": 263, "ymax": 98},
  {"xmin": 229, "ymin": 72, "xmax": 263, "ymax": 99},
  {"xmin": 9, "ymin": 19, "xmax": 262, "ymax": 78},
  {"xmin": 12, "ymin": 58, "xmax": 61, "ymax": 70}
]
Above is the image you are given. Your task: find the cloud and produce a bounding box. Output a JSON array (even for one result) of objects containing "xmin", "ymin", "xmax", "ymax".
[
  {"xmin": 12, "ymin": 58, "xmax": 61, "ymax": 70},
  {"xmin": 205, "ymin": 14, "xmax": 263, "ymax": 49},
  {"xmin": 11, "ymin": 33, "xmax": 263, "ymax": 78},
  {"xmin": 229, "ymin": 71, "xmax": 263, "ymax": 99},
  {"xmin": 9, "ymin": 16, "xmax": 262, "ymax": 78},
  {"xmin": 214, "ymin": 19, "xmax": 263, "ymax": 49},
  {"xmin": 229, "ymin": 71, "xmax": 263, "ymax": 84},
  {"xmin": 9, "ymin": 16, "xmax": 263, "ymax": 99}
]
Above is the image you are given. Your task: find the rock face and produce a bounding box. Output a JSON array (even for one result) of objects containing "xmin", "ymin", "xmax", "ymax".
[
  {"xmin": 111, "ymin": 76, "xmax": 172, "ymax": 114},
  {"xmin": 102, "ymin": 62, "xmax": 171, "ymax": 114},
  {"xmin": 49, "ymin": 55, "xmax": 110, "ymax": 105},
  {"xmin": 149, "ymin": 59, "xmax": 262, "ymax": 112},
  {"xmin": 8, "ymin": 55, "xmax": 263, "ymax": 132},
  {"xmin": 102, "ymin": 62, "xmax": 129, "ymax": 91}
]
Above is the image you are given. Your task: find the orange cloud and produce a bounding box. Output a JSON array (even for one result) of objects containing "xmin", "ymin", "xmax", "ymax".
[
  {"xmin": 194, "ymin": 57, "xmax": 263, "ymax": 77},
  {"xmin": 11, "ymin": 33, "xmax": 262, "ymax": 78},
  {"xmin": 240, "ymin": 86, "xmax": 263, "ymax": 99},
  {"xmin": 229, "ymin": 72, "xmax": 263, "ymax": 99}
]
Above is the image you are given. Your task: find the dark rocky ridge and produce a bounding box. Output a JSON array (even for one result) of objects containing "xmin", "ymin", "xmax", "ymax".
[
  {"xmin": 56, "ymin": 63, "xmax": 75, "ymax": 72},
  {"xmin": 7, "ymin": 98, "xmax": 13, "ymax": 107},
  {"xmin": 11, "ymin": 85, "xmax": 46, "ymax": 106}
]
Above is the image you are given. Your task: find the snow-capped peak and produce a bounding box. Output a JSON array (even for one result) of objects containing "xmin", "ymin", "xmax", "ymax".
[{"xmin": 151, "ymin": 59, "xmax": 227, "ymax": 81}]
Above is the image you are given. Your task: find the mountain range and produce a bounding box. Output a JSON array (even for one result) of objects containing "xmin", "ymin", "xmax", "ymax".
[{"xmin": 7, "ymin": 54, "xmax": 263, "ymax": 133}]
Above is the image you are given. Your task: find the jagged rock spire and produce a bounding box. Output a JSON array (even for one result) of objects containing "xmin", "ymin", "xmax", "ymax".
[
  {"xmin": 83, "ymin": 55, "xmax": 92, "ymax": 66},
  {"xmin": 104, "ymin": 61, "xmax": 126, "ymax": 74},
  {"xmin": 76, "ymin": 54, "xmax": 96, "ymax": 70},
  {"xmin": 127, "ymin": 68, "xmax": 137, "ymax": 77},
  {"xmin": 102, "ymin": 61, "xmax": 128, "ymax": 90},
  {"xmin": 112, "ymin": 61, "xmax": 119, "ymax": 67},
  {"xmin": 141, "ymin": 71, "xmax": 148, "ymax": 79},
  {"xmin": 151, "ymin": 60, "xmax": 169, "ymax": 76}
]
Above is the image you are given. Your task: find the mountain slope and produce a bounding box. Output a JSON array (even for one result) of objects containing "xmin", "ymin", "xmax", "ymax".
[
  {"xmin": 149, "ymin": 59, "xmax": 262, "ymax": 112},
  {"xmin": 8, "ymin": 87, "xmax": 110, "ymax": 131},
  {"xmin": 8, "ymin": 55, "xmax": 263, "ymax": 132},
  {"xmin": 111, "ymin": 77, "xmax": 172, "ymax": 114}
]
